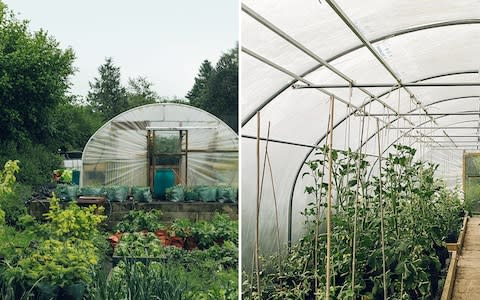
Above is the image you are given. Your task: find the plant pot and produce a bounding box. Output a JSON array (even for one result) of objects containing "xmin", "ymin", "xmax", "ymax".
[
  {"xmin": 155, "ymin": 229, "xmax": 168, "ymax": 237},
  {"xmin": 169, "ymin": 236, "xmax": 184, "ymax": 248},
  {"xmin": 158, "ymin": 235, "xmax": 171, "ymax": 246},
  {"xmin": 36, "ymin": 283, "xmax": 59, "ymax": 300},
  {"xmin": 107, "ymin": 232, "xmax": 123, "ymax": 248},
  {"xmin": 61, "ymin": 283, "xmax": 86, "ymax": 300}
]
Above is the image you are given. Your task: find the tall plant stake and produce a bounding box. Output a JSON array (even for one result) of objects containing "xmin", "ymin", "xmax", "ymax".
[
  {"xmin": 352, "ymin": 113, "xmax": 367, "ymax": 296},
  {"xmin": 255, "ymin": 111, "xmax": 261, "ymax": 295},
  {"xmin": 377, "ymin": 119, "xmax": 387, "ymax": 300},
  {"xmin": 326, "ymin": 95, "xmax": 335, "ymax": 299}
]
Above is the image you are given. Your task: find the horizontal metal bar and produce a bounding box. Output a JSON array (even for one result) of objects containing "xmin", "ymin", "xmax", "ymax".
[
  {"xmin": 355, "ymin": 112, "xmax": 480, "ymax": 117},
  {"xmin": 146, "ymin": 126, "xmax": 217, "ymax": 130},
  {"xmin": 293, "ymin": 82, "xmax": 480, "ymax": 89},
  {"xmin": 405, "ymin": 135, "xmax": 480, "ymax": 138},
  {"xmin": 389, "ymin": 126, "xmax": 480, "ymax": 130},
  {"xmin": 241, "ymin": 134, "xmax": 379, "ymax": 157},
  {"xmin": 187, "ymin": 149, "xmax": 238, "ymax": 153},
  {"xmin": 416, "ymin": 141, "xmax": 480, "ymax": 144},
  {"xmin": 425, "ymin": 148, "xmax": 479, "ymax": 150}
]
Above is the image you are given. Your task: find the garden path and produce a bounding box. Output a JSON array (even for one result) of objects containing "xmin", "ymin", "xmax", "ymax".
[{"xmin": 452, "ymin": 217, "xmax": 480, "ymax": 300}]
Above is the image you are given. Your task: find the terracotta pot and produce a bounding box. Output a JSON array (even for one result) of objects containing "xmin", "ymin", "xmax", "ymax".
[
  {"xmin": 107, "ymin": 232, "xmax": 123, "ymax": 248},
  {"xmin": 155, "ymin": 229, "xmax": 168, "ymax": 238},
  {"xmin": 158, "ymin": 235, "xmax": 171, "ymax": 246},
  {"xmin": 170, "ymin": 237, "xmax": 185, "ymax": 248}
]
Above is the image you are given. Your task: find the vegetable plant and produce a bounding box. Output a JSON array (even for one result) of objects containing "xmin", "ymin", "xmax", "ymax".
[{"xmin": 244, "ymin": 144, "xmax": 464, "ymax": 299}]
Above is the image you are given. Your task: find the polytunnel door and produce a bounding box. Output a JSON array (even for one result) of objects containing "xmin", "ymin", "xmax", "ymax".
[
  {"xmin": 147, "ymin": 128, "xmax": 188, "ymax": 199},
  {"xmin": 464, "ymin": 152, "xmax": 480, "ymax": 213}
]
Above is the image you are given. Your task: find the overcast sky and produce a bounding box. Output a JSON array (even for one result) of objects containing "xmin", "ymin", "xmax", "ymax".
[{"xmin": 4, "ymin": 1, "xmax": 238, "ymax": 99}]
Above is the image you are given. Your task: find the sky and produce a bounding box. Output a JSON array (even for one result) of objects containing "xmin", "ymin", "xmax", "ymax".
[{"xmin": 4, "ymin": 0, "xmax": 238, "ymax": 99}]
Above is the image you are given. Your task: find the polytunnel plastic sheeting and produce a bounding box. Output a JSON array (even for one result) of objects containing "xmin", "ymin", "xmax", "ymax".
[
  {"xmin": 241, "ymin": 0, "xmax": 480, "ymax": 268},
  {"xmin": 241, "ymin": 138, "xmax": 311, "ymax": 271},
  {"xmin": 82, "ymin": 103, "xmax": 238, "ymax": 187}
]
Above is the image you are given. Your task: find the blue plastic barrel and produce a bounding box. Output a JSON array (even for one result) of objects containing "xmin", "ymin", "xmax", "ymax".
[
  {"xmin": 72, "ymin": 169, "xmax": 80, "ymax": 185},
  {"xmin": 154, "ymin": 168, "xmax": 175, "ymax": 199}
]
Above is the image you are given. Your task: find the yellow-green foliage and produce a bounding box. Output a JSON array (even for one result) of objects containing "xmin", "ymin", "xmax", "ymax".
[
  {"xmin": 0, "ymin": 160, "xmax": 20, "ymax": 224},
  {"xmin": 43, "ymin": 195, "xmax": 106, "ymax": 240},
  {"xmin": 12, "ymin": 239, "xmax": 98, "ymax": 287}
]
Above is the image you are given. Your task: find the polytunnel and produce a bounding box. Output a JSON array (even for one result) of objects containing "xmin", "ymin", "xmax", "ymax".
[
  {"xmin": 82, "ymin": 103, "xmax": 238, "ymax": 194},
  {"xmin": 241, "ymin": 1, "xmax": 480, "ymax": 298}
]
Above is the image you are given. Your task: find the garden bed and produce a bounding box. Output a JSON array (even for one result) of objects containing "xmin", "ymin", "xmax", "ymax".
[
  {"xmin": 440, "ymin": 251, "xmax": 458, "ymax": 300},
  {"xmin": 446, "ymin": 214, "xmax": 469, "ymax": 254}
]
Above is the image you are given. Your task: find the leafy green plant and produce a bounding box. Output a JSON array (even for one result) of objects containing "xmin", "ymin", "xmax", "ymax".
[
  {"xmin": 0, "ymin": 184, "xmax": 30, "ymax": 228},
  {"xmin": 245, "ymin": 144, "xmax": 463, "ymax": 299},
  {"xmin": 114, "ymin": 209, "xmax": 163, "ymax": 232},
  {"xmin": 92, "ymin": 261, "xmax": 187, "ymax": 300},
  {"xmin": 170, "ymin": 218, "xmax": 193, "ymax": 238},
  {"xmin": 114, "ymin": 232, "xmax": 164, "ymax": 257},
  {"xmin": 43, "ymin": 195, "xmax": 106, "ymax": 240},
  {"xmin": 4, "ymin": 238, "xmax": 99, "ymax": 288}
]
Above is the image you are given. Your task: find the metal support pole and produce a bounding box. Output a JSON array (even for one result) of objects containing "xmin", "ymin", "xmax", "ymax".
[
  {"xmin": 293, "ymin": 82, "xmax": 480, "ymax": 89},
  {"xmin": 326, "ymin": 95, "xmax": 335, "ymax": 300}
]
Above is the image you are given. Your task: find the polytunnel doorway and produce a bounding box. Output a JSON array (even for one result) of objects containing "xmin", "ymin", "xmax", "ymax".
[
  {"xmin": 147, "ymin": 128, "xmax": 188, "ymax": 199},
  {"xmin": 463, "ymin": 152, "xmax": 480, "ymax": 213}
]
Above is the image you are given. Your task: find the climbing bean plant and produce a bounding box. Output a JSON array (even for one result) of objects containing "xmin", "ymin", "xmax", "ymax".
[{"xmin": 244, "ymin": 144, "xmax": 464, "ymax": 299}]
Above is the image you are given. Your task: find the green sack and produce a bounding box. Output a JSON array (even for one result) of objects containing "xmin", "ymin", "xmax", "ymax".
[
  {"xmin": 166, "ymin": 185, "xmax": 185, "ymax": 202},
  {"xmin": 217, "ymin": 185, "xmax": 237, "ymax": 203},
  {"xmin": 196, "ymin": 185, "xmax": 217, "ymax": 202},
  {"xmin": 131, "ymin": 186, "xmax": 151, "ymax": 202},
  {"xmin": 143, "ymin": 190, "xmax": 153, "ymax": 203},
  {"xmin": 36, "ymin": 283, "xmax": 59, "ymax": 300},
  {"xmin": 61, "ymin": 283, "xmax": 85, "ymax": 300},
  {"xmin": 185, "ymin": 188, "xmax": 199, "ymax": 202},
  {"xmin": 79, "ymin": 186, "xmax": 106, "ymax": 197},
  {"xmin": 106, "ymin": 186, "xmax": 129, "ymax": 202},
  {"xmin": 56, "ymin": 184, "xmax": 79, "ymax": 202}
]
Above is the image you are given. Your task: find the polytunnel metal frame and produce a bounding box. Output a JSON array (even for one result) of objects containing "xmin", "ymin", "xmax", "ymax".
[{"xmin": 241, "ymin": 1, "xmax": 480, "ymax": 247}]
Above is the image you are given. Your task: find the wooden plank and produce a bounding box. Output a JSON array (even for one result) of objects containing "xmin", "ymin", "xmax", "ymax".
[{"xmin": 441, "ymin": 251, "xmax": 458, "ymax": 300}]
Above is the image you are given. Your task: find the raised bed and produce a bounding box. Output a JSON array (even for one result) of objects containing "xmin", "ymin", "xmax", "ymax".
[
  {"xmin": 440, "ymin": 251, "xmax": 458, "ymax": 300},
  {"xmin": 446, "ymin": 214, "xmax": 469, "ymax": 254}
]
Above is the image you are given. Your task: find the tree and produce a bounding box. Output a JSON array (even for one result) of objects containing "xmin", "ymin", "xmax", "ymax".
[
  {"xmin": 87, "ymin": 57, "xmax": 128, "ymax": 121},
  {"xmin": 50, "ymin": 100, "xmax": 103, "ymax": 151},
  {"xmin": 186, "ymin": 59, "xmax": 214, "ymax": 107},
  {"xmin": 186, "ymin": 47, "xmax": 238, "ymax": 132},
  {"xmin": 127, "ymin": 76, "xmax": 158, "ymax": 108},
  {"xmin": 0, "ymin": 2, "xmax": 75, "ymax": 144}
]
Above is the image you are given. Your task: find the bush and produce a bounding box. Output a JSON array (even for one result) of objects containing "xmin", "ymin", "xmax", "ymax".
[
  {"xmin": 0, "ymin": 141, "xmax": 62, "ymax": 187},
  {"xmin": 0, "ymin": 184, "xmax": 31, "ymax": 228}
]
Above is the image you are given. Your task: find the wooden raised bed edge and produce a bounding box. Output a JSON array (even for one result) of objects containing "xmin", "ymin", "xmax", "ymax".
[
  {"xmin": 440, "ymin": 251, "xmax": 458, "ymax": 300},
  {"xmin": 446, "ymin": 213, "xmax": 469, "ymax": 255}
]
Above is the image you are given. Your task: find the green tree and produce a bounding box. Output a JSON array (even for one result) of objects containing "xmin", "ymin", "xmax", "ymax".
[
  {"xmin": 186, "ymin": 59, "xmax": 214, "ymax": 107},
  {"xmin": 127, "ymin": 76, "xmax": 158, "ymax": 108},
  {"xmin": 187, "ymin": 46, "xmax": 238, "ymax": 132},
  {"xmin": 87, "ymin": 57, "xmax": 128, "ymax": 121},
  {"xmin": 0, "ymin": 2, "xmax": 75, "ymax": 144},
  {"xmin": 50, "ymin": 99, "xmax": 103, "ymax": 151}
]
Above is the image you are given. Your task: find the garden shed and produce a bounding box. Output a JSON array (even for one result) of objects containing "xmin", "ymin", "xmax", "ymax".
[
  {"xmin": 81, "ymin": 103, "xmax": 238, "ymax": 197},
  {"xmin": 241, "ymin": 1, "xmax": 480, "ymax": 298}
]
